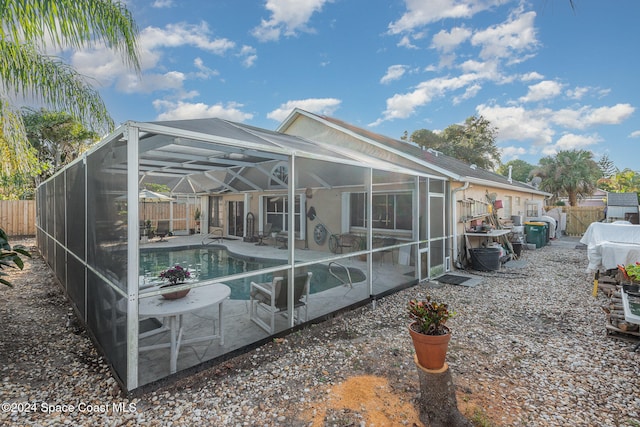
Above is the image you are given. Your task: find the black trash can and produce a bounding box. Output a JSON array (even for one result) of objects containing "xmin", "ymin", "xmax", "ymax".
[{"xmin": 469, "ymin": 247, "xmax": 501, "ymax": 271}]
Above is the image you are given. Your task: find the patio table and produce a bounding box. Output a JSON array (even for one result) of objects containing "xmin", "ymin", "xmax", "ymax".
[{"xmin": 138, "ymin": 283, "xmax": 231, "ymax": 373}]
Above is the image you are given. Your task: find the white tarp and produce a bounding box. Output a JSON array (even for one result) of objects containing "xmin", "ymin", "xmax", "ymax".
[{"xmin": 580, "ymin": 222, "xmax": 640, "ymax": 272}]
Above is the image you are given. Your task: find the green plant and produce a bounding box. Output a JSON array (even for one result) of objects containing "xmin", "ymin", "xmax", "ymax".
[
  {"xmin": 194, "ymin": 207, "xmax": 201, "ymax": 221},
  {"xmin": 618, "ymin": 263, "xmax": 640, "ymax": 282},
  {"xmin": 0, "ymin": 227, "xmax": 31, "ymax": 287},
  {"xmin": 407, "ymin": 296, "xmax": 454, "ymax": 335},
  {"xmin": 159, "ymin": 264, "xmax": 191, "ymax": 285}
]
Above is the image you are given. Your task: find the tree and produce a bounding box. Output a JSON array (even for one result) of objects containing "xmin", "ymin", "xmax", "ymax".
[
  {"xmin": 597, "ymin": 169, "xmax": 640, "ymax": 196},
  {"xmin": 22, "ymin": 108, "xmax": 99, "ymax": 185},
  {"xmin": 410, "ymin": 116, "xmax": 500, "ymax": 170},
  {"xmin": 0, "ymin": 0, "xmax": 140, "ymax": 178},
  {"xmin": 533, "ymin": 150, "xmax": 602, "ymax": 206},
  {"xmin": 597, "ymin": 154, "xmax": 618, "ymax": 179},
  {"xmin": 496, "ymin": 160, "xmax": 536, "ymax": 183}
]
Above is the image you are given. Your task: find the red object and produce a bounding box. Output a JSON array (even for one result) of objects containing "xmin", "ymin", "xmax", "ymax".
[{"xmin": 494, "ymin": 200, "xmax": 503, "ymax": 209}]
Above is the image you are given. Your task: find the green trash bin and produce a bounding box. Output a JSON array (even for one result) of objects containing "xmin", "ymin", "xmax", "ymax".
[{"xmin": 525, "ymin": 221, "xmax": 547, "ymax": 248}]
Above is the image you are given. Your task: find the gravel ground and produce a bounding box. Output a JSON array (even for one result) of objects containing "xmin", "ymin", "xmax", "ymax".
[{"xmin": 1, "ymin": 236, "xmax": 639, "ymax": 427}]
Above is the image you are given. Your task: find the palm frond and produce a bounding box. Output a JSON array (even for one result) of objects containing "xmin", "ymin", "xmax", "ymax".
[
  {"xmin": 0, "ymin": 41, "xmax": 114, "ymax": 133},
  {"xmin": 0, "ymin": 0, "xmax": 140, "ymax": 71}
]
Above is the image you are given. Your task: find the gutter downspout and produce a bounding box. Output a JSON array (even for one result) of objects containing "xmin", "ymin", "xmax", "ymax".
[{"xmin": 452, "ymin": 181, "xmax": 470, "ymax": 269}]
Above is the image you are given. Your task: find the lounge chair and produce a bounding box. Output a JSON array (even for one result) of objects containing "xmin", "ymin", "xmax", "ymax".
[
  {"xmin": 255, "ymin": 223, "xmax": 273, "ymax": 246},
  {"xmin": 249, "ymin": 272, "xmax": 312, "ymax": 334},
  {"xmin": 155, "ymin": 220, "xmax": 170, "ymax": 242}
]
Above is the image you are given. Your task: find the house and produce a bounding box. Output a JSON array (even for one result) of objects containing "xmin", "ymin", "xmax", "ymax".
[
  {"xmin": 606, "ymin": 192, "xmax": 639, "ymax": 223},
  {"xmin": 35, "ymin": 110, "xmax": 549, "ymax": 390},
  {"xmin": 278, "ymin": 108, "xmax": 551, "ymax": 268}
]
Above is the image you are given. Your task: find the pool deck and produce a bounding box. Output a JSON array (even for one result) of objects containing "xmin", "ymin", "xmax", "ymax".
[{"xmin": 136, "ymin": 233, "xmax": 415, "ymax": 386}]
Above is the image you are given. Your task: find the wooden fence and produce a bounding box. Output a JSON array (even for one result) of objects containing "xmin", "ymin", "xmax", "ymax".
[
  {"xmin": 0, "ymin": 200, "xmax": 199, "ymax": 238},
  {"xmin": 0, "ymin": 200, "xmax": 36, "ymax": 237},
  {"xmin": 560, "ymin": 206, "xmax": 606, "ymax": 236}
]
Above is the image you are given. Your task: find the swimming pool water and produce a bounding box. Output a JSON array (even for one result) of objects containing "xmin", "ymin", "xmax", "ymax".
[{"xmin": 140, "ymin": 247, "xmax": 366, "ymax": 300}]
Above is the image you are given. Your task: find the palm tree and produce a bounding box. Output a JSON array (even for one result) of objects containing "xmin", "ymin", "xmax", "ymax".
[
  {"xmin": 534, "ymin": 150, "xmax": 602, "ymax": 206},
  {"xmin": 0, "ymin": 0, "xmax": 140, "ymax": 176}
]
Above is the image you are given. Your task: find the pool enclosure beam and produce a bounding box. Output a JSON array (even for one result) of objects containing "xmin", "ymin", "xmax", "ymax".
[{"xmin": 126, "ymin": 124, "xmax": 141, "ymax": 390}]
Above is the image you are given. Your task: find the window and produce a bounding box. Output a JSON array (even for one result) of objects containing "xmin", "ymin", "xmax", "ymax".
[
  {"xmin": 269, "ymin": 164, "xmax": 288, "ymax": 188},
  {"xmin": 350, "ymin": 192, "xmax": 412, "ymax": 231},
  {"xmin": 265, "ymin": 195, "xmax": 301, "ymax": 233}
]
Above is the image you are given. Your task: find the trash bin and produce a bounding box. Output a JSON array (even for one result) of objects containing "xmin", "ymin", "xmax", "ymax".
[
  {"xmin": 469, "ymin": 247, "xmax": 501, "ymax": 271},
  {"xmin": 525, "ymin": 222, "xmax": 547, "ymax": 248}
]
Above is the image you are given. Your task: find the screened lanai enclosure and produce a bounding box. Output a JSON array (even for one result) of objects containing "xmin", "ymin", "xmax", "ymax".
[{"xmin": 36, "ymin": 117, "xmax": 451, "ymax": 390}]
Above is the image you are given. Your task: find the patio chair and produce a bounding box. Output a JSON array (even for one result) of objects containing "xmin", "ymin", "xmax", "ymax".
[
  {"xmin": 379, "ymin": 237, "xmax": 397, "ymax": 265},
  {"xmin": 155, "ymin": 220, "xmax": 170, "ymax": 242},
  {"xmin": 255, "ymin": 223, "xmax": 273, "ymax": 246},
  {"xmin": 249, "ymin": 272, "xmax": 312, "ymax": 334}
]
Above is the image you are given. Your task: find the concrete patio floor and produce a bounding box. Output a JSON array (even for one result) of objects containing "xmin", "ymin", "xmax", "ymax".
[{"xmin": 136, "ymin": 233, "xmax": 416, "ymax": 386}]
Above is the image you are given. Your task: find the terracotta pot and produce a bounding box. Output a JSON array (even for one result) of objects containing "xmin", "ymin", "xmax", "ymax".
[
  {"xmin": 408, "ymin": 323, "xmax": 451, "ymax": 370},
  {"xmin": 161, "ymin": 284, "xmax": 191, "ymax": 300}
]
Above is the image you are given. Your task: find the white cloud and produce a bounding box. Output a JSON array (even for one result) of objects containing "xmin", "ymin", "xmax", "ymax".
[
  {"xmin": 152, "ymin": 0, "xmax": 174, "ymax": 8},
  {"xmin": 431, "ymin": 27, "xmax": 472, "ymax": 52},
  {"xmin": 459, "ymin": 59, "xmax": 499, "ymax": 78},
  {"xmin": 397, "ymin": 35, "xmax": 418, "ymax": 49},
  {"xmin": 519, "ymin": 80, "xmax": 563, "ymax": 103},
  {"xmin": 380, "ymin": 65, "xmax": 407, "ymax": 84},
  {"xmin": 476, "ymin": 103, "xmax": 556, "ymax": 146},
  {"xmin": 192, "ymin": 58, "xmax": 219, "ymax": 79},
  {"xmin": 141, "ymin": 23, "xmax": 235, "ymax": 55},
  {"xmin": 551, "ymin": 103, "xmax": 635, "ymax": 129},
  {"xmin": 267, "ymin": 98, "xmax": 341, "ymax": 122},
  {"xmin": 500, "ymin": 145, "xmax": 528, "ymax": 162},
  {"xmin": 238, "ymin": 45, "xmax": 258, "ymax": 68},
  {"xmin": 471, "ymin": 10, "xmax": 538, "ymax": 61},
  {"xmin": 116, "ymin": 71, "xmax": 186, "ymax": 94},
  {"xmin": 630, "ymin": 130, "xmax": 640, "ymax": 138},
  {"xmin": 520, "ymin": 71, "xmax": 543, "ymax": 81},
  {"xmin": 584, "ymin": 103, "xmax": 635, "ymax": 126},
  {"xmin": 371, "ymin": 74, "xmax": 481, "ymax": 125},
  {"xmin": 252, "ymin": 0, "xmax": 331, "ymax": 42},
  {"xmin": 388, "ymin": 0, "xmax": 507, "ymax": 34},
  {"xmin": 71, "ymin": 22, "xmax": 239, "ymax": 96},
  {"xmin": 453, "ymin": 83, "xmax": 481, "ymax": 104},
  {"xmin": 566, "ymin": 86, "xmax": 589, "ymax": 100},
  {"xmin": 153, "ymin": 100, "xmax": 253, "ymax": 122},
  {"xmin": 554, "ymin": 133, "xmax": 601, "ymax": 150}
]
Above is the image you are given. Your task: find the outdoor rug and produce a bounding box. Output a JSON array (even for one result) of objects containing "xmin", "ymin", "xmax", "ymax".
[
  {"xmin": 435, "ymin": 274, "xmax": 479, "ymax": 287},
  {"xmin": 503, "ymin": 259, "xmax": 528, "ymax": 269}
]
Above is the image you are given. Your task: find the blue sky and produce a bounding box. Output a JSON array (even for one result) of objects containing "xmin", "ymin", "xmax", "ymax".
[{"xmin": 66, "ymin": 0, "xmax": 638, "ymax": 171}]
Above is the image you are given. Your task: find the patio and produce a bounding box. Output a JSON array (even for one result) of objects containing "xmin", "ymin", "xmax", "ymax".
[{"xmin": 137, "ymin": 233, "xmax": 414, "ymax": 385}]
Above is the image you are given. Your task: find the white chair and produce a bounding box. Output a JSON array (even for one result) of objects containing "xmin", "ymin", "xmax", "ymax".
[{"xmin": 249, "ymin": 272, "xmax": 312, "ymax": 334}]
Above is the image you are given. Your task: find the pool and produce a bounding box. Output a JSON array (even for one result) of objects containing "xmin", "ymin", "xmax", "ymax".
[{"xmin": 140, "ymin": 247, "xmax": 366, "ymax": 300}]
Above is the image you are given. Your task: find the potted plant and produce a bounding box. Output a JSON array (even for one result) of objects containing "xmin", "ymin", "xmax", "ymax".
[
  {"xmin": 618, "ymin": 263, "xmax": 640, "ymax": 283},
  {"xmin": 407, "ymin": 296, "xmax": 454, "ymax": 370},
  {"xmin": 159, "ymin": 265, "xmax": 192, "ymax": 299}
]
